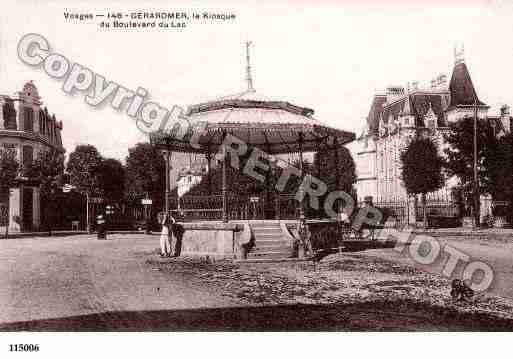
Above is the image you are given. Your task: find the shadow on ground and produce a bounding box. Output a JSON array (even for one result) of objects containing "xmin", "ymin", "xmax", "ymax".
[
  {"xmin": 1, "ymin": 300, "xmax": 512, "ymax": 331},
  {"xmin": 313, "ymin": 241, "xmax": 399, "ymax": 261}
]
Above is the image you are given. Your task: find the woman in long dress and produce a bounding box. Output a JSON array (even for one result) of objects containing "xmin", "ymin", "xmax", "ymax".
[{"xmin": 160, "ymin": 215, "xmax": 172, "ymax": 257}]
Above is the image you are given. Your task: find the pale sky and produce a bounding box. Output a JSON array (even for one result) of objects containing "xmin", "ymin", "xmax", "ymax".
[{"xmin": 2, "ymin": 0, "xmax": 513, "ymax": 161}]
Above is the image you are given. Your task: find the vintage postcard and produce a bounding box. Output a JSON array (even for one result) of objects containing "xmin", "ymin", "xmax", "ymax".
[{"xmin": 1, "ymin": 0, "xmax": 513, "ymax": 356}]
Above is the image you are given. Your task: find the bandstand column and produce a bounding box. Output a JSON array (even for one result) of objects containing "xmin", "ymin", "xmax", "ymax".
[
  {"xmin": 222, "ymin": 131, "xmax": 228, "ymax": 223},
  {"xmin": 334, "ymin": 138, "xmax": 340, "ymax": 189},
  {"xmin": 316, "ymin": 138, "xmax": 322, "ymax": 180},
  {"xmin": 165, "ymin": 149, "xmax": 170, "ymax": 215},
  {"xmin": 206, "ymin": 151, "xmax": 212, "ymax": 195},
  {"xmin": 265, "ymin": 141, "xmax": 272, "ymax": 220},
  {"xmin": 334, "ymin": 138, "xmax": 341, "ymax": 214},
  {"xmin": 298, "ymin": 132, "xmax": 305, "ymax": 219}
]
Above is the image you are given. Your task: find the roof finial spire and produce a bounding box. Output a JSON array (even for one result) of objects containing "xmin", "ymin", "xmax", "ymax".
[
  {"xmin": 245, "ymin": 41, "xmax": 254, "ymax": 92},
  {"xmin": 454, "ymin": 42, "xmax": 465, "ymax": 65}
]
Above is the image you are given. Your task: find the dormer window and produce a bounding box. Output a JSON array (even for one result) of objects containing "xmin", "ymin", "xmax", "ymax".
[{"xmin": 424, "ymin": 103, "xmax": 437, "ymax": 129}]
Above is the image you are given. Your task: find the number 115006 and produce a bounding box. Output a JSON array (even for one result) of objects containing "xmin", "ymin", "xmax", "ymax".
[{"xmin": 9, "ymin": 344, "xmax": 40, "ymax": 352}]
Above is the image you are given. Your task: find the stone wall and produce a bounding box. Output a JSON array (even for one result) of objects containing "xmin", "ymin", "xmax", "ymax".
[{"xmin": 177, "ymin": 222, "xmax": 249, "ymax": 259}]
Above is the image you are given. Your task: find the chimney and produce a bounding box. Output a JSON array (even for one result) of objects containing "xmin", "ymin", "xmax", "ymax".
[{"xmin": 501, "ymin": 104, "xmax": 511, "ymax": 133}]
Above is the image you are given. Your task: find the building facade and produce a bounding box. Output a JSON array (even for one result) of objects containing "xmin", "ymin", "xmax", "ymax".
[
  {"xmin": 0, "ymin": 81, "xmax": 64, "ymax": 232},
  {"xmin": 355, "ymin": 55, "xmax": 512, "ymax": 206}
]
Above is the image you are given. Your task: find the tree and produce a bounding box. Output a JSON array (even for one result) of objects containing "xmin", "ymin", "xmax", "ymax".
[
  {"xmin": 401, "ymin": 136, "xmax": 444, "ymax": 228},
  {"xmin": 184, "ymin": 146, "xmax": 356, "ymax": 219},
  {"xmin": 67, "ymin": 145, "xmax": 103, "ymax": 232},
  {"xmin": 314, "ymin": 147, "xmax": 356, "ymax": 193},
  {"xmin": 28, "ymin": 149, "xmax": 65, "ymax": 232},
  {"xmin": 0, "ymin": 149, "xmax": 19, "ymax": 237},
  {"xmin": 313, "ymin": 146, "xmax": 356, "ymax": 216},
  {"xmin": 125, "ymin": 143, "xmax": 165, "ymax": 210},
  {"xmin": 486, "ymin": 133, "xmax": 513, "ymax": 220},
  {"xmin": 30, "ymin": 149, "xmax": 65, "ymax": 197},
  {"xmin": 98, "ymin": 158, "xmax": 126, "ymax": 204},
  {"xmin": 444, "ymin": 117, "xmax": 498, "ymax": 216}
]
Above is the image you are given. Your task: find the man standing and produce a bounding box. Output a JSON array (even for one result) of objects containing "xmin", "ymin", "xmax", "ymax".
[
  {"xmin": 159, "ymin": 214, "xmax": 172, "ymax": 257},
  {"xmin": 169, "ymin": 213, "xmax": 182, "ymax": 257}
]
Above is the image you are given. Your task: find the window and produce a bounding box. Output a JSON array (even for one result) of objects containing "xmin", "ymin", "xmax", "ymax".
[
  {"xmin": 22, "ymin": 145, "xmax": 33, "ymax": 167},
  {"xmin": 23, "ymin": 108, "xmax": 34, "ymax": 132},
  {"xmin": 3, "ymin": 102, "xmax": 17, "ymax": 130}
]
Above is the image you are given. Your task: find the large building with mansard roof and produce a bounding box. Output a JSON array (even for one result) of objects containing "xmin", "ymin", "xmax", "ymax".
[
  {"xmin": 355, "ymin": 52, "xmax": 512, "ymax": 205},
  {"xmin": 0, "ymin": 81, "xmax": 64, "ymax": 232}
]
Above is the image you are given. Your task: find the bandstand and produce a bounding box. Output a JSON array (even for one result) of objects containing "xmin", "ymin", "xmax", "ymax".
[{"xmin": 150, "ymin": 45, "xmax": 355, "ymax": 260}]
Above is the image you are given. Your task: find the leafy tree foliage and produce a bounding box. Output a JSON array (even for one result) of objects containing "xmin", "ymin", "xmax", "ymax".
[
  {"xmin": 401, "ymin": 136, "xmax": 444, "ymax": 226},
  {"xmin": 313, "ymin": 146, "xmax": 356, "ymax": 195},
  {"xmin": 444, "ymin": 117, "xmax": 499, "ymax": 196},
  {"xmin": 486, "ymin": 133, "xmax": 513, "ymax": 218},
  {"xmin": 125, "ymin": 143, "xmax": 165, "ymax": 207},
  {"xmin": 67, "ymin": 144, "xmax": 103, "ymax": 197},
  {"xmin": 28, "ymin": 149, "xmax": 65, "ymax": 198},
  {"xmin": 0, "ymin": 148, "xmax": 19, "ymax": 195},
  {"xmin": 27, "ymin": 149, "xmax": 66, "ymax": 231},
  {"xmin": 0, "ymin": 149, "xmax": 19, "ymax": 234},
  {"xmin": 184, "ymin": 145, "xmax": 356, "ymax": 218},
  {"xmin": 98, "ymin": 158, "xmax": 126, "ymax": 203}
]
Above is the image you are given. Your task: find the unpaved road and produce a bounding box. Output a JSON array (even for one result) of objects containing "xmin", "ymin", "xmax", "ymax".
[
  {"xmin": 0, "ymin": 234, "xmax": 242, "ymax": 328},
  {"xmin": 365, "ymin": 233, "xmax": 513, "ymax": 299},
  {"xmin": 1, "ymin": 233, "xmax": 513, "ymax": 330}
]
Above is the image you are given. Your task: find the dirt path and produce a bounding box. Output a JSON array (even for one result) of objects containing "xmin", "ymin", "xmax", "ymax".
[
  {"xmin": 1, "ymin": 234, "xmax": 513, "ymax": 330},
  {"xmin": 0, "ymin": 234, "xmax": 241, "ymax": 327}
]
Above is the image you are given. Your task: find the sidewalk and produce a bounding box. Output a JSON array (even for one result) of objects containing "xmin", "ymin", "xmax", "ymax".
[
  {"xmin": 0, "ymin": 229, "xmax": 158, "ymax": 239},
  {"xmin": 377, "ymin": 225, "xmax": 513, "ymax": 242},
  {"xmin": 417, "ymin": 227, "xmax": 513, "ymax": 240}
]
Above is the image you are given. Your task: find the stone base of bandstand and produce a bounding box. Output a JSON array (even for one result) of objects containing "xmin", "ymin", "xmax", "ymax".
[
  {"xmin": 461, "ymin": 216, "xmax": 477, "ymax": 229},
  {"xmin": 176, "ymin": 221, "xmax": 251, "ymax": 260}
]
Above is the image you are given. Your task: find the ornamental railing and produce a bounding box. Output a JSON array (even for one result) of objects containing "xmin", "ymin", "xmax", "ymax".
[{"xmin": 168, "ymin": 193, "xmax": 300, "ymax": 221}]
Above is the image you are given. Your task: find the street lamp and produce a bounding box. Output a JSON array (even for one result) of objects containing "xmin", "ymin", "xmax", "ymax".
[
  {"xmin": 142, "ymin": 194, "xmax": 152, "ymax": 234},
  {"xmin": 473, "ymin": 99, "xmax": 480, "ymax": 228}
]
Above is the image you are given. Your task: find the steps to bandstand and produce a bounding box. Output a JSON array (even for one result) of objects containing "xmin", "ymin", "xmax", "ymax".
[{"xmin": 247, "ymin": 222, "xmax": 293, "ymax": 259}]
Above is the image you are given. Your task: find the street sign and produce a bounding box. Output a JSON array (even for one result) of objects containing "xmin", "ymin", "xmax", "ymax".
[
  {"xmin": 142, "ymin": 199, "xmax": 153, "ymax": 205},
  {"xmin": 250, "ymin": 196, "xmax": 260, "ymax": 203}
]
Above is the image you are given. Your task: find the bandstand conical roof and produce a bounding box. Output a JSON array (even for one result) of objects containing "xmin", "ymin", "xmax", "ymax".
[
  {"xmin": 151, "ymin": 88, "xmax": 355, "ymax": 155},
  {"xmin": 151, "ymin": 46, "xmax": 355, "ymax": 154}
]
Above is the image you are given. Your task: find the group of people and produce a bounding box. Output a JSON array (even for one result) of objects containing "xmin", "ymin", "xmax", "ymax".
[{"xmin": 159, "ymin": 213, "xmax": 180, "ymax": 257}]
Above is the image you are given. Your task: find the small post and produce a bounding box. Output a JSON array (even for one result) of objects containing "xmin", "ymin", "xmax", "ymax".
[
  {"xmin": 86, "ymin": 192, "xmax": 90, "ymax": 233},
  {"xmin": 222, "ymin": 132, "xmax": 228, "ymax": 223},
  {"xmin": 143, "ymin": 193, "xmax": 152, "ymax": 234}
]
